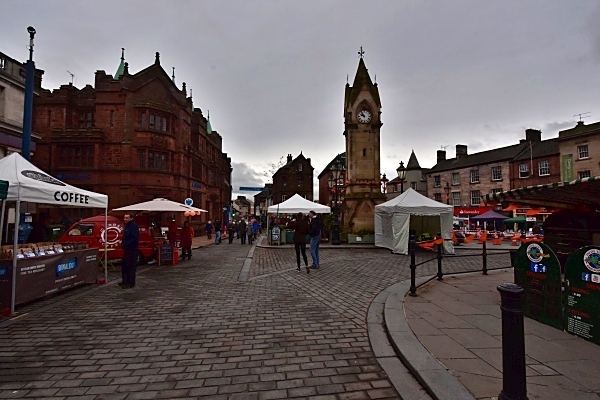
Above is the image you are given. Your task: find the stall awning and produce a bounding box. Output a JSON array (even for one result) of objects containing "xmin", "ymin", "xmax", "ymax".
[{"xmin": 482, "ymin": 176, "xmax": 600, "ymax": 210}]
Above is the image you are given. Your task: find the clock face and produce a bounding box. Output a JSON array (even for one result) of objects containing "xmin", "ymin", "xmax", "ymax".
[{"xmin": 357, "ymin": 109, "xmax": 372, "ymax": 124}]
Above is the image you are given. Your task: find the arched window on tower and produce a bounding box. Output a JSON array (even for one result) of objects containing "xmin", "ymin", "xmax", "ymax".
[{"xmin": 363, "ymin": 148, "xmax": 367, "ymax": 157}]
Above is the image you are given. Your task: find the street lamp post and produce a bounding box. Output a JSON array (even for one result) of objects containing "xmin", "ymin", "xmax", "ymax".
[
  {"xmin": 381, "ymin": 173, "xmax": 389, "ymax": 194},
  {"xmin": 328, "ymin": 160, "xmax": 345, "ymax": 245},
  {"xmin": 396, "ymin": 161, "xmax": 406, "ymax": 194},
  {"xmin": 444, "ymin": 182, "xmax": 451, "ymax": 205}
]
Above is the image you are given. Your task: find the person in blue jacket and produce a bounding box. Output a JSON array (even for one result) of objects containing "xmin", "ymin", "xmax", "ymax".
[{"xmin": 120, "ymin": 213, "xmax": 140, "ymax": 289}]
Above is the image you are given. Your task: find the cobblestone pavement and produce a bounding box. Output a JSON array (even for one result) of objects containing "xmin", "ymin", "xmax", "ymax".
[{"xmin": 0, "ymin": 240, "xmax": 511, "ymax": 399}]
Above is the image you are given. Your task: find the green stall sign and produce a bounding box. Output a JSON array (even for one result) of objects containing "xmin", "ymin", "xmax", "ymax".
[
  {"xmin": 564, "ymin": 246, "xmax": 600, "ymax": 346},
  {"xmin": 0, "ymin": 180, "xmax": 8, "ymax": 200},
  {"xmin": 514, "ymin": 242, "xmax": 563, "ymax": 329}
]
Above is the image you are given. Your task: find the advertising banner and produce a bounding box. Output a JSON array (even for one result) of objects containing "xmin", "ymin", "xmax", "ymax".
[
  {"xmin": 564, "ymin": 246, "xmax": 600, "ymax": 346},
  {"xmin": 514, "ymin": 242, "xmax": 563, "ymax": 329},
  {"xmin": 561, "ymin": 154, "xmax": 573, "ymax": 182},
  {"xmin": 0, "ymin": 249, "xmax": 98, "ymax": 309}
]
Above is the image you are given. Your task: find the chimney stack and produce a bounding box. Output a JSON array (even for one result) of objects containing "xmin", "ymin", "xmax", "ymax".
[
  {"xmin": 525, "ymin": 129, "xmax": 541, "ymax": 142},
  {"xmin": 456, "ymin": 144, "xmax": 468, "ymax": 159},
  {"xmin": 437, "ymin": 150, "xmax": 446, "ymax": 163},
  {"xmin": 287, "ymin": 154, "xmax": 293, "ymax": 163}
]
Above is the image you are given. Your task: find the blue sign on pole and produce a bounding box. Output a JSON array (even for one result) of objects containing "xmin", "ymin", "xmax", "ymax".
[
  {"xmin": 184, "ymin": 198, "xmax": 193, "ymax": 206},
  {"xmin": 239, "ymin": 187, "xmax": 266, "ymax": 191}
]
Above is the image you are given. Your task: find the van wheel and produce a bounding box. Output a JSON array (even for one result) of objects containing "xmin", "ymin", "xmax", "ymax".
[{"xmin": 136, "ymin": 251, "xmax": 146, "ymax": 265}]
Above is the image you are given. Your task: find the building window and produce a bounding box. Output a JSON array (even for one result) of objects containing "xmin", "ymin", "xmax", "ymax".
[
  {"xmin": 363, "ymin": 148, "xmax": 367, "ymax": 157},
  {"xmin": 452, "ymin": 172, "xmax": 459, "ymax": 185},
  {"xmin": 47, "ymin": 110, "xmax": 52, "ymax": 127},
  {"xmin": 297, "ymin": 178, "xmax": 303, "ymax": 187},
  {"xmin": 452, "ymin": 192, "xmax": 461, "ymax": 206},
  {"xmin": 470, "ymin": 169, "xmax": 480, "ymax": 183},
  {"xmin": 192, "ymin": 160, "xmax": 202, "ymax": 179},
  {"xmin": 538, "ymin": 160, "xmax": 550, "ymax": 176},
  {"xmin": 141, "ymin": 113, "xmax": 146, "ymax": 128},
  {"xmin": 578, "ymin": 145, "xmax": 589, "ymax": 159},
  {"xmin": 519, "ymin": 163, "xmax": 529, "ymax": 178},
  {"xmin": 282, "ymin": 194, "xmax": 287, "ymax": 202},
  {"xmin": 393, "ymin": 185, "xmax": 397, "ymax": 193},
  {"xmin": 491, "ymin": 166, "xmax": 502, "ymax": 181},
  {"xmin": 79, "ymin": 111, "xmax": 95, "ymax": 129},
  {"xmin": 470, "ymin": 190, "xmax": 481, "ymax": 206},
  {"xmin": 149, "ymin": 114, "xmax": 155, "ymax": 129},
  {"xmin": 59, "ymin": 146, "xmax": 94, "ymax": 168},
  {"xmin": 110, "ymin": 111, "xmax": 115, "ymax": 127},
  {"xmin": 492, "ymin": 188, "xmax": 503, "ymax": 195},
  {"xmin": 147, "ymin": 152, "xmax": 168, "ymax": 171},
  {"xmin": 434, "ymin": 175, "xmax": 441, "ymax": 187},
  {"xmin": 410, "ymin": 182, "xmax": 417, "ymax": 190},
  {"xmin": 0, "ymin": 58, "xmax": 5, "ymax": 69},
  {"xmin": 137, "ymin": 150, "xmax": 145, "ymax": 168},
  {"xmin": 298, "ymin": 163, "xmax": 302, "ymax": 172},
  {"xmin": 434, "ymin": 193, "xmax": 442, "ymax": 202},
  {"xmin": 578, "ymin": 170, "xmax": 591, "ymax": 179},
  {"xmin": 162, "ymin": 117, "xmax": 167, "ymax": 132}
]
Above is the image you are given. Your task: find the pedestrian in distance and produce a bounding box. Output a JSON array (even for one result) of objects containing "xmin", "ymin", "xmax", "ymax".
[
  {"xmin": 214, "ymin": 219, "xmax": 222, "ymax": 244},
  {"xmin": 252, "ymin": 219, "xmax": 259, "ymax": 241},
  {"xmin": 308, "ymin": 210, "xmax": 323, "ymax": 269},
  {"xmin": 206, "ymin": 220, "xmax": 213, "ymax": 240},
  {"xmin": 120, "ymin": 213, "xmax": 140, "ymax": 289},
  {"xmin": 247, "ymin": 222, "xmax": 254, "ymax": 245},
  {"xmin": 228, "ymin": 221, "xmax": 235, "ymax": 244},
  {"xmin": 168, "ymin": 218, "xmax": 178, "ymax": 247},
  {"xmin": 287, "ymin": 212, "xmax": 310, "ymax": 274},
  {"xmin": 239, "ymin": 218, "xmax": 247, "ymax": 244},
  {"xmin": 180, "ymin": 221, "xmax": 194, "ymax": 260}
]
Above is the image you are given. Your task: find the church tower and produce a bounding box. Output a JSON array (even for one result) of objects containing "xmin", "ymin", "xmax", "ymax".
[{"xmin": 341, "ymin": 49, "xmax": 386, "ymax": 233}]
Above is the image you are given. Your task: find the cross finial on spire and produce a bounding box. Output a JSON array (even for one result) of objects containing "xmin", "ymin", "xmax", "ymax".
[
  {"xmin": 358, "ymin": 46, "xmax": 365, "ymax": 59},
  {"xmin": 171, "ymin": 67, "xmax": 175, "ymax": 83},
  {"xmin": 346, "ymin": 74, "xmax": 349, "ymax": 84}
]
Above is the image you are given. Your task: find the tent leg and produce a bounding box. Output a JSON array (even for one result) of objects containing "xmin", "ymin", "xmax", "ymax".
[
  {"xmin": 104, "ymin": 208, "xmax": 108, "ymax": 283},
  {"xmin": 11, "ymin": 201, "xmax": 20, "ymax": 315},
  {"xmin": 0, "ymin": 200, "xmax": 6, "ymax": 245}
]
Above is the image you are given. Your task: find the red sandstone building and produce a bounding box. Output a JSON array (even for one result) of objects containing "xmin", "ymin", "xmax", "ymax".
[{"xmin": 32, "ymin": 51, "xmax": 232, "ymax": 230}]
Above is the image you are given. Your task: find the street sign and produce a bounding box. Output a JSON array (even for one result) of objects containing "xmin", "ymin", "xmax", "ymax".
[
  {"xmin": 239, "ymin": 187, "xmax": 266, "ymax": 191},
  {"xmin": 514, "ymin": 242, "xmax": 563, "ymax": 329},
  {"xmin": 564, "ymin": 246, "xmax": 600, "ymax": 346},
  {"xmin": 184, "ymin": 198, "xmax": 193, "ymax": 206}
]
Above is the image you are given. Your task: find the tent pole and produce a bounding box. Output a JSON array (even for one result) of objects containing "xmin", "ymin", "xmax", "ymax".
[
  {"xmin": 0, "ymin": 200, "xmax": 6, "ymax": 245},
  {"xmin": 104, "ymin": 207, "xmax": 108, "ymax": 283},
  {"xmin": 11, "ymin": 200, "xmax": 20, "ymax": 315}
]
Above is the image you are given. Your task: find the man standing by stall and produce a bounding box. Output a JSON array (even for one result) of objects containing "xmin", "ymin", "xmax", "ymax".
[
  {"xmin": 309, "ymin": 210, "xmax": 323, "ymax": 269},
  {"xmin": 120, "ymin": 213, "xmax": 140, "ymax": 289}
]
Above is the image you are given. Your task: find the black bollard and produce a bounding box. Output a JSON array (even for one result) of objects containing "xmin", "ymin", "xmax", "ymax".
[
  {"xmin": 497, "ymin": 283, "xmax": 527, "ymax": 400},
  {"xmin": 437, "ymin": 232, "xmax": 443, "ymax": 281},
  {"xmin": 482, "ymin": 239, "xmax": 488, "ymax": 275},
  {"xmin": 409, "ymin": 235, "xmax": 417, "ymax": 296}
]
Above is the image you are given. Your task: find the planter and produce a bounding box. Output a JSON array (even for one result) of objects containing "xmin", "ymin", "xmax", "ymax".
[{"xmin": 348, "ymin": 234, "xmax": 375, "ymax": 244}]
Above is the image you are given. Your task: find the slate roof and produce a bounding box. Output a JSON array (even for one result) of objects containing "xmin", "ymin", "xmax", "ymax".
[
  {"xmin": 317, "ymin": 153, "xmax": 346, "ymax": 179},
  {"xmin": 406, "ymin": 150, "xmax": 421, "ymax": 170},
  {"xmin": 429, "ymin": 142, "xmax": 530, "ymax": 173},
  {"xmin": 558, "ymin": 121, "xmax": 600, "ymax": 139},
  {"xmin": 512, "ymin": 139, "xmax": 559, "ymax": 161}
]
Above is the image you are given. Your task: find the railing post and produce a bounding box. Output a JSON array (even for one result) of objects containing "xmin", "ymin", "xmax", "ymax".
[
  {"xmin": 409, "ymin": 234, "xmax": 417, "ymax": 296},
  {"xmin": 482, "ymin": 239, "xmax": 488, "ymax": 275},
  {"xmin": 437, "ymin": 232, "xmax": 443, "ymax": 281},
  {"xmin": 497, "ymin": 283, "xmax": 527, "ymax": 400}
]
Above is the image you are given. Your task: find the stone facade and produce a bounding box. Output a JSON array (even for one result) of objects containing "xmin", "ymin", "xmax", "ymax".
[
  {"xmin": 270, "ymin": 153, "xmax": 314, "ymax": 204},
  {"xmin": 0, "ymin": 51, "xmax": 44, "ymax": 158},
  {"xmin": 32, "ymin": 52, "xmax": 231, "ymax": 231},
  {"xmin": 341, "ymin": 58, "xmax": 386, "ymax": 233},
  {"xmin": 557, "ymin": 121, "xmax": 600, "ymax": 181}
]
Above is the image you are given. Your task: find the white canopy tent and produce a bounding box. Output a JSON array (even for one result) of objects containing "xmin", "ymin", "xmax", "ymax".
[
  {"xmin": 374, "ymin": 188, "xmax": 454, "ymax": 255},
  {"xmin": 113, "ymin": 198, "xmax": 207, "ymax": 213},
  {"xmin": 0, "ymin": 153, "xmax": 109, "ymax": 313},
  {"xmin": 267, "ymin": 194, "xmax": 330, "ymax": 214}
]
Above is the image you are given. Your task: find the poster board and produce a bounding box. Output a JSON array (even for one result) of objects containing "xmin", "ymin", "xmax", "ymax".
[
  {"xmin": 564, "ymin": 246, "xmax": 600, "ymax": 345},
  {"xmin": 160, "ymin": 244, "xmax": 173, "ymax": 261},
  {"xmin": 514, "ymin": 242, "xmax": 563, "ymax": 329}
]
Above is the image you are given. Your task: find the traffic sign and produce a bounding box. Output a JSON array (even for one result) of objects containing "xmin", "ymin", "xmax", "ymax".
[
  {"xmin": 184, "ymin": 198, "xmax": 193, "ymax": 206},
  {"xmin": 239, "ymin": 187, "xmax": 266, "ymax": 191}
]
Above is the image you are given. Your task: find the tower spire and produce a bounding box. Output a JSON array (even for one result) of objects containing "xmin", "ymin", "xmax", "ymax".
[
  {"xmin": 358, "ymin": 46, "xmax": 365, "ymax": 59},
  {"xmin": 113, "ymin": 48, "xmax": 125, "ymax": 80},
  {"xmin": 171, "ymin": 67, "xmax": 176, "ymax": 83}
]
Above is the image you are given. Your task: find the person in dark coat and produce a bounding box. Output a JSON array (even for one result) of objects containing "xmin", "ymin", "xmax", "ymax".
[
  {"xmin": 120, "ymin": 213, "xmax": 140, "ymax": 289},
  {"xmin": 239, "ymin": 219, "xmax": 247, "ymax": 244},
  {"xmin": 308, "ymin": 211, "xmax": 324, "ymax": 269},
  {"xmin": 27, "ymin": 214, "xmax": 52, "ymax": 243},
  {"xmin": 287, "ymin": 212, "xmax": 311, "ymax": 274},
  {"xmin": 180, "ymin": 221, "xmax": 194, "ymax": 260},
  {"xmin": 214, "ymin": 220, "xmax": 222, "ymax": 244},
  {"xmin": 227, "ymin": 221, "xmax": 235, "ymax": 244},
  {"xmin": 205, "ymin": 221, "xmax": 213, "ymax": 240}
]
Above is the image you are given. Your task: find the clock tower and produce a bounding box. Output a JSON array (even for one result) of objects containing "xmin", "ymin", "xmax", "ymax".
[{"xmin": 341, "ymin": 50, "xmax": 386, "ymax": 233}]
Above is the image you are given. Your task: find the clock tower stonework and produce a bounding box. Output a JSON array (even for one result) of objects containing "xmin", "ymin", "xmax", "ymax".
[{"xmin": 341, "ymin": 56, "xmax": 386, "ymax": 234}]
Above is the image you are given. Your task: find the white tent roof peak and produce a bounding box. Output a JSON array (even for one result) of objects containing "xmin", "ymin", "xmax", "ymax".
[
  {"xmin": 0, "ymin": 153, "xmax": 108, "ymax": 208},
  {"xmin": 267, "ymin": 194, "xmax": 330, "ymax": 214},
  {"xmin": 375, "ymin": 188, "xmax": 453, "ymax": 215},
  {"xmin": 112, "ymin": 198, "xmax": 207, "ymax": 213}
]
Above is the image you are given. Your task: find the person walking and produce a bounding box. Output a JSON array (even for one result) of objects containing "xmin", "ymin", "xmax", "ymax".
[
  {"xmin": 227, "ymin": 221, "xmax": 235, "ymax": 244},
  {"xmin": 120, "ymin": 213, "xmax": 140, "ymax": 289},
  {"xmin": 247, "ymin": 222, "xmax": 254, "ymax": 245},
  {"xmin": 287, "ymin": 212, "xmax": 311, "ymax": 274},
  {"xmin": 180, "ymin": 221, "xmax": 194, "ymax": 260},
  {"xmin": 168, "ymin": 218, "xmax": 178, "ymax": 247},
  {"xmin": 239, "ymin": 218, "xmax": 247, "ymax": 244},
  {"xmin": 214, "ymin": 220, "xmax": 222, "ymax": 244},
  {"xmin": 308, "ymin": 211, "xmax": 324, "ymax": 269},
  {"xmin": 206, "ymin": 221, "xmax": 213, "ymax": 240}
]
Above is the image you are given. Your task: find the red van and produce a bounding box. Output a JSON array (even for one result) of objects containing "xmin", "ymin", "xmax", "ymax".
[{"xmin": 59, "ymin": 215, "xmax": 160, "ymax": 264}]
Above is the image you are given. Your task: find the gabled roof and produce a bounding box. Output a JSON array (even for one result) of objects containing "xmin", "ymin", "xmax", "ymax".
[
  {"xmin": 406, "ymin": 150, "xmax": 421, "ymax": 170},
  {"xmin": 345, "ymin": 58, "xmax": 381, "ymax": 108},
  {"xmin": 558, "ymin": 121, "xmax": 600, "ymax": 140},
  {"xmin": 429, "ymin": 142, "xmax": 529, "ymax": 173},
  {"xmin": 317, "ymin": 152, "xmax": 346, "ymax": 179}
]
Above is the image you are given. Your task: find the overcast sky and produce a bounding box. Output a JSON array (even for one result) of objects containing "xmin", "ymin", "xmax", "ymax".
[{"xmin": 3, "ymin": 1, "xmax": 600, "ymax": 200}]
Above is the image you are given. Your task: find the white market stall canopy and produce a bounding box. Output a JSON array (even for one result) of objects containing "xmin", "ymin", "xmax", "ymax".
[
  {"xmin": 375, "ymin": 188, "xmax": 454, "ymax": 255},
  {"xmin": 267, "ymin": 194, "xmax": 330, "ymax": 214},
  {"xmin": 112, "ymin": 198, "xmax": 207, "ymax": 213},
  {"xmin": 0, "ymin": 153, "xmax": 108, "ymax": 208}
]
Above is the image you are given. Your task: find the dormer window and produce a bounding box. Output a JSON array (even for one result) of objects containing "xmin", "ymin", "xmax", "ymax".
[{"xmin": 298, "ymin": 163, "xmax": 302, "ymax": 172}]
